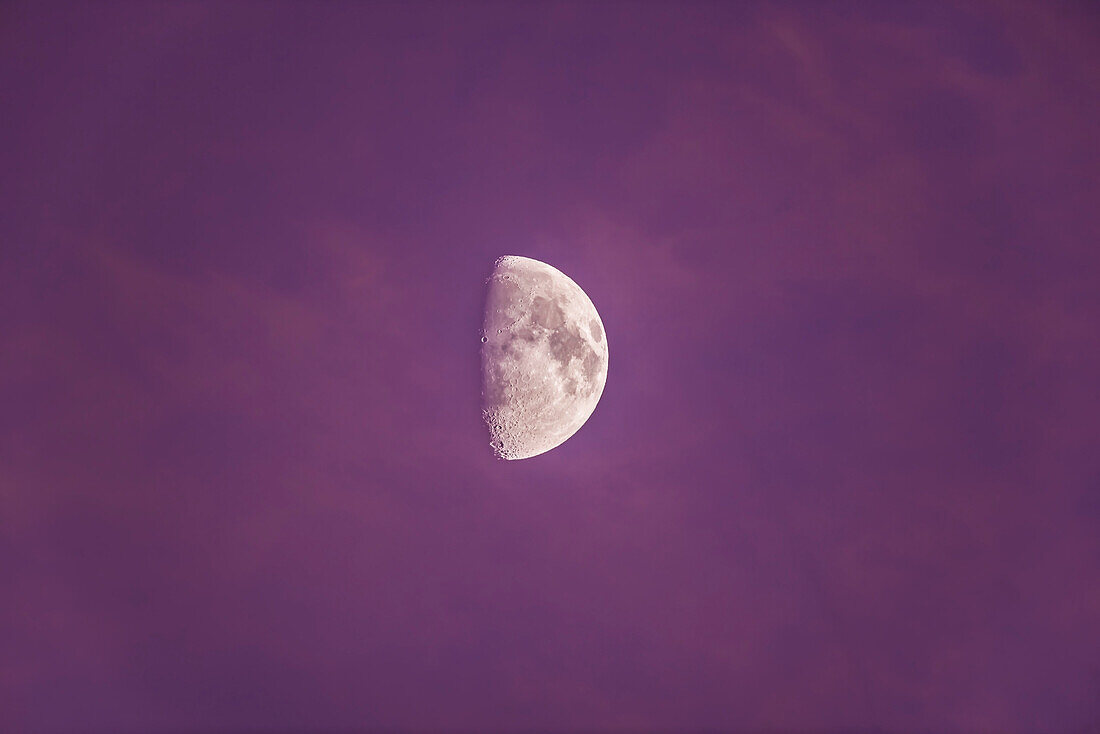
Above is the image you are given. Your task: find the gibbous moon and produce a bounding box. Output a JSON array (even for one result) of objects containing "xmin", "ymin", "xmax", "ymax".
[{"xmin": 481, "ymin": 256, "xmax": 608, "ymax": 460}]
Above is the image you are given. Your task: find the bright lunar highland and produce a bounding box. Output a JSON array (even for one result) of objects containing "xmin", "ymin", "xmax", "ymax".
[{"xmin": 481, "ymin": 256, "xmax": 608, "ymax": 460}]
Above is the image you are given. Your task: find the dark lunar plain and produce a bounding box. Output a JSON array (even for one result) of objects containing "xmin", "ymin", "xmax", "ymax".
[{"xmin": 2, "ymin": 2, "xmax": 1099, "ymax": 733}]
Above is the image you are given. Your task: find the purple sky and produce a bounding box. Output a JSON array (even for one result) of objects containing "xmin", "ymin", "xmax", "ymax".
[{"xmin": 2, "ymin": 2, "xmax": 1099, "ymax": 732}]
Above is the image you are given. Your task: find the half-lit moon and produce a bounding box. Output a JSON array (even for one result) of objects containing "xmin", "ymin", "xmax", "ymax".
[{"xmin": 481, "ymin": 255, "xmax": 608, "ymax": 460}]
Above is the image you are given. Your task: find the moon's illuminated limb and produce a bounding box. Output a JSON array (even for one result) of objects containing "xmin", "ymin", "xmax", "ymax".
[{"xmin": 481, "ymin": 256, "xmax": 608, "ymax": 460}]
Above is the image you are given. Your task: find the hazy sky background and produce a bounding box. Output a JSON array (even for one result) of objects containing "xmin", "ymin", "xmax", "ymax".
[{"xmin": 2, "ymin": 2, "xmax": 1099, "ymax": 732}]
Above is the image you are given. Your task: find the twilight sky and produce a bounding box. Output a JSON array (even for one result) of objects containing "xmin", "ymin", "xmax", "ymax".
[{"xmin": 2, "ymin": 2, "xmax": 1099, "ymax": 732}]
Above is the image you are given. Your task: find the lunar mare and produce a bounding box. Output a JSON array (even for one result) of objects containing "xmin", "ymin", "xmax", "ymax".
[{"xmin": 481, "ymin": 256, "xmax": 608, "ymax": 460}]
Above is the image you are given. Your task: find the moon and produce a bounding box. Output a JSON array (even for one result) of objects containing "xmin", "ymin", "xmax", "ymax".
[{"xmin": 481, "ymin": 255, "xmax": 609, "ymax": 460}]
